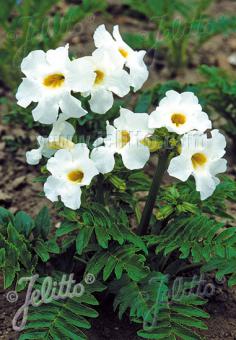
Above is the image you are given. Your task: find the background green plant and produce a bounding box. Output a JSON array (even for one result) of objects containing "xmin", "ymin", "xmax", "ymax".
[{"xmin": 122, "ymin": 0, "xmax": 236, "ymax": 71}]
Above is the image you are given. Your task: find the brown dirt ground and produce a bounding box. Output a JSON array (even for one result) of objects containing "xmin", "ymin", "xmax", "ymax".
[{"xmin": 0, "ymin": 0, "xmax": 236, "ymax": 339}]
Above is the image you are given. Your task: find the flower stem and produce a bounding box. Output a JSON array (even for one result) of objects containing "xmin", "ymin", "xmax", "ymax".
[
  {"xmin": 96, "ymin": 174, "xmax": 105, "ymax": 205},
  {"xmin": 137, "ymin": 150, "xmax": 169, "ymax": 236}
]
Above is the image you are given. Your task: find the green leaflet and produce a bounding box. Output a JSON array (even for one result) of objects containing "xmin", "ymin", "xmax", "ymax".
[
  {"xmin": 110, "ymin": 272, "xmax": 208, "ymax": 340},
  {"xmin": 0, "ymin": 207, "xmax": 56, "ymax": 290},
  {"xmin": 86, "ymin": 245, "xmax": 149, "ymax": 282},
  {"xmin": 19, "ymin": 276, "xmax": 106, "ymax": 340},
  {"xmin": 59, "ymin": 203, "xmax": 147, "ymax": 254}
]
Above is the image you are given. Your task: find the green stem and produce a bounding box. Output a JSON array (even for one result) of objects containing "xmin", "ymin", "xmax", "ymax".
[
  {"xmin": 96, "ymin": 174, "xmax": 105, "ymax": 205},
  {"xmin": 137, "ymin": 151, "xmax": 169, "ymax": 236}
]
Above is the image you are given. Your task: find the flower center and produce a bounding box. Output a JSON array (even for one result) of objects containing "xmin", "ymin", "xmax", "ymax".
[
  {"xmin": 191, "ymin": 153, "xmax": 207, "ymax": 169},
  {"xmin": 67, "ymin": 170, "xmax": 84, "ymax": 183},
  {"xmin": 119, "ymin": 130, "xmax": 130, "ymax": 148},
  {"xmin": 94, "ymin": 70, "xmax": 105, "ymax": 85},
  {"xmin": 118, "ymin": 48, "xmax": 128, "ymax": 58},
  {"xmin": 43, "ymin": 73, "xmax": 65, "ymax": 88},
  {"xmin": 171, "ymin": 113, "xmax": 186, "ymax": 127}
]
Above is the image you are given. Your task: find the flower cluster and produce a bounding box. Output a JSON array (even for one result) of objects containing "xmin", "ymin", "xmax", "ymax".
[
  {"xmin": 150, "ymin": 90, "xmax": 227, "ymax": 200},
  {"xmin": 16, "ymin": 25, "xmax": 227, "ymax": 210},
  {"xmin": 16, "ymin": 24, "xmax": 148, "ymax": 209},
  {"xmin": 16, "ymin": 24, "xmax": 148, "ymax": 122},
  {"xmin": 92, "ymin": 90, "xmax": 227, "ymax": 200}
]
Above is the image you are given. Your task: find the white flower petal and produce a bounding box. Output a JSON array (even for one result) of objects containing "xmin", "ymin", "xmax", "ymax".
[
  {"xmin": 35, "ymin": 136, "xmax": 53, "ymax": 159},
  {"xmin": 113, "ymin": 25, "xmax": 125, "ymax": 43},
  {"xmin": 114, "ymin": 108, "xmax": 153, "ymax": 137},
  {"xmin": 168, "ymin": 155, "xmax": 192, "ymax": 181},
  {"xmin": 45, "ymin": 176, "xmax": 82, "ymax": 209},
  {"xmin": 121, "ymin": 143, "xmax": 150, "ymax": 170},
  {"xmin": 52, "ymin": 148, "xmax": 74, "ymax": 163},
  {"xmin": 209, "ymin": 158, "xmax": 227, "ymax": 176},
  {"xmin": 160, "ymin": 90, "xmax": 181, "ymax": 106},
  {"xmin": 126, "ymin": 50, "xmax": 148, "ymax": 91},
  {"xmin": 148, "ymin": 109, "xmax": 167, "ymax": 129},
  {"xmin": 53, "ymin": 120, "xmax": 75, "ymax": 141},
  {"xmin": 91, "ymin": 146, "xmax": 115, "ymax": 174},
  {"xmin": 47, "ymin": 149, "xmax": 73, "ymax": 177},
  {"xmin": 93, "ymin": 137, "xmax": 104, "ymax": 147},
  {"xmin": 181, "ymin": 131, "xmax": 207, "ymax": 155},
  {"xmin": 93, "ymin": 25, "xmax": 130, "ymax": 67},
  {"xmin": 93, "ymin": 24, "xmax": 114, "ymax": 48},
  {"xmin": 192, "ymin": 111, "xmax": 212, "ymax": 133},
  {"xmin": 26, "ymin": 148, "xmax": 43, "ymax": 165},
  {"xmin": 206, "ymin": 129, "xmax": 226, "ymax": 159},
  {"xmin": 32, "ymin": 98, "xmax": 59, "ymax": 124},
  {"xmin": 60, "ymin": 184, "xmax": 82, "ymax": 210},
  {"xmin": 16, "ymin": 78, "xmax": 42, "ymax": 108},
  {"xmin": 21, "ymin": 50, "xmax": 48, "ymax": 78},
  {"xmin": 80, "ymin": 159, "xmax": 99, "ymax": 185},
  {"xmin": 193, "ymin": 173, "xmax": 218, "ymax": 200},
  {"xmin": 103, "ymin": 123, "xmax": 119, "ymax": 151},
  {"xmin": 68, "ymin": 57, "xmax": 96, "ymax": 92},
  {"xmin": 44, "ymin": 176, "xmax": 60, "ymax": 202},
  {"xmin": 106, "ymin": 69, "xmax": 131, "ymax": 97},
  {"xmin": 42, "ymin": 148, "xmax": 55, "ymax": 159},
  {"xmin": 60, "ymin": 93, "xmax": 87, "ymax": 119},
  {"xmin": 180, "ymin": 92, "xmax": 199, "ymax": 105},
  {"xmin": 113, "ymin": 26, "xmax": 133, "ymax": 58},
  {"xmin": 89, "ymin": 89, "xmax": 113, "ymax": 114},
  {"xmin": 70, "ymin": 143, "xmax": 90, "ymax": 161},
  {"xmin": 46, "ymin": 44, "xmax": 70, "ymax": 68},
  {"xmin": 91, "ymin": 48, "xmax": 124, "ymax": 74}
]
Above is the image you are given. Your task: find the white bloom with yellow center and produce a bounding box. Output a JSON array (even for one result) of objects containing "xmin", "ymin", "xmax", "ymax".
[
  {"xmin": 81, "ymin": 48, "xmax": 131, "ymax": 114},
  {"xmin": 93, "ymin": 24, "xmax": 148, "ymax": 92},
  {"xmin": 16, "ymin": 45, "xmax": 95, "ymax": 124},
  {"xmin": 44, "ymin": 144, "xmax": 99, "ymax": 210},
  {"xmin": 149, "ymin": 90, "xmax": 212, "ymax": 134},
  {"xmin": 26, "ymin": 117, "xmax": 75, "ymax": 165},
  {"xmin": 91, "ymin": 108, "xmax": 154, "ymax": 172},
  {"xmin": 168, "ymin": 130, "xmax": 227, "ymax": 200}
]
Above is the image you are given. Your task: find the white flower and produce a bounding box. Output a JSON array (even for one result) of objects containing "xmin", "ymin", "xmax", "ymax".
[
  {"xmin": 93, "ymin": 24, "xmax": 149, "ymax": 92},
  {"xmin": 91, "ymin": 108, "xmax": 154, "ymax": 172},
  {"xmin": 16, "ymin": 45, "xmax": 95, "ymax": 124},
  {"xmin": 81, "ymin": 48, "xmax": 131, "ymax": 114},
  {"xmin": 149, "ymin": 90, "xmax": 212, "ymax": 134},
  {"xmin": 44, "ymin": 144, "xmax": 99, "ymax": 210},
  {"xmin": 168, "ymin": 129, "xmax": 227, "ymax": 200},
  {"xmin": 26, "ymin": 117, "xmax": 75, "ymax": 165}
]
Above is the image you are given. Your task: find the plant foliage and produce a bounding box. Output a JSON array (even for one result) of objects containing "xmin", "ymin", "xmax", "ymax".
[
  {"xmin": 0, "ymin": 206, "xmax": 59, "ymax": 290},
  {"xmin": 110, "ymin": 272, "xmax": 209, "ymax": 339},
  {"xmin": 19, "ymin": 276, "xmax": 105, "ymax": 340}
]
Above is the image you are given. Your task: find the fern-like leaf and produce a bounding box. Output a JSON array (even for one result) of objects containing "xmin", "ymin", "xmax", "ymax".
[
  {"xmin": 19, "ymin": 278, "xmax": 105, "ymax": 340},
  {"xmin": 58, "ymin": 203, "xmax": 147, "ymax": 254},
  {"xmin": 110, "ymin": 272, "xmax": 209, "ymax": 339},
  {"xmin": 86, "ymin": 245, "xmax": 149, "ymax": 281}
]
